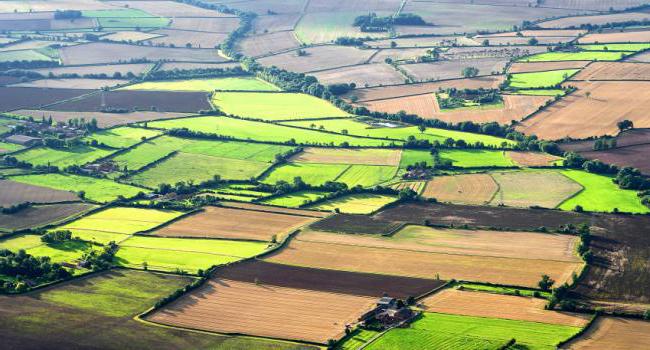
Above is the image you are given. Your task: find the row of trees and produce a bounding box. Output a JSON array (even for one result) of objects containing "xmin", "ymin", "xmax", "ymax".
[{"xmin": 0, "ymin": 249, "xmax": 72, "ymax": 292}]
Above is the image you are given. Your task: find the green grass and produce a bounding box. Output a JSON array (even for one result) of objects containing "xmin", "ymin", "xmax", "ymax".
[
  {"xmin": 82, "ymin": 127, "xmax": 161, "ymax": 149},
  {"xmin": 147, "ymin": 116, "xmax": 394, "ymax": 147},
  {"xmin": 210, "ymin": 184, "xmax": 272, "ymax": 199},
  {"xmin": 336, "ymin": 165, "xmax": 397, "ymax": 187},
  {"xmin": 518, "ymin": 51, "xmax": 632, "ymax": 62},
  {"xmin": 337, "ymin": 328, "xmax": 380, "ymax": 350},
  {"xmin": 457, "ymin": 283, "xmax": 551, "ymax": 299},
  {"xmin": 509, "ymin": 69, "xmax": 579, "ymax": 89},
  {"xmin": 128, "ymin": 152, "xmax": 270, "ymax": 188},
  {"xmin": 367, "ymin": 312, "xmax": 581, "ymax": 350},
  {"xmin": 0, "ymin": 141, "xmax": 24, "ymax": 153},
  {"xmin": 558, "ymin": 170, "xmax": 649, "ymax": 213},
  {"xmin": 0, "ymin": 234, "xmax": 91, "ymax": 264},
  {"xmin": 439, "ymin": 149, "xmax": 515, "ymax": 168},
  {"xmin": 578, "ymin": 43, "xmax": 650, "ymax": 52},
  {"xmin": 509, "ymin": 89, "xmax": 565, "ymax": 96},
  {"xmin": 281, "ymin": 118, "xmax": 515, "ymax": 147},
  {"xmin": 115, "ymin": 247, "xmax": 242, "ymax": 273},
  {"xmin": 400, "ymin": 149, "xmax": 435, "ymax": 169},
  {"xmin": 308, "ymin": 193, "xmax": 397, "ymax": 214},
  {"xmin": 0, "ymin": 49, "xmax": 54, "ymax": 62},
  {"xmin": 262, "ymin": 163, "xmax": 349, "ymax": 186},
  {"xmin": 212, "ymin": 92, "xmax": 352, "ymax": 121},
  {"xmin": 11, "ymin": 173, "xmax": 147, "ymax": 203},
  {"xmin": 260, "ymin": 191, "xmax": 329, "ymax": 207},
  {"xmin": 122, "ymin": 77, "xmax": 279, "ymax": 92},
  {"xmin": 121, "ymin": 236, "xmax": 268, "ymax": 257},
  {"xmin": 295, "ymin": 11, "xmax": 391, "ymax": 44},
  {"xmin": 14, "ymin": 146, "xmax": 115, "ymax": 168}
]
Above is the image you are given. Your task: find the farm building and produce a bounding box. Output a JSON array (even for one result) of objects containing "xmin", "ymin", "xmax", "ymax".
[{"xmin": 4, "ymin": 134, "xmax": 42, "ymax": 146}]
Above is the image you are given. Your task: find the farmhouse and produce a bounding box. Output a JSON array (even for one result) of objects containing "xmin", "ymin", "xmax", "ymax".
[
  {"xmin": 360, "ymin": 297, "xmax": 414, "ymax": 327},
  {"xmin": 4, "ymin": 134, "xmax": 42, "ymax": 146}
]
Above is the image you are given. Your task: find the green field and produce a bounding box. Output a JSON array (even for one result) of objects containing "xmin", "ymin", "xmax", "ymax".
[
  {"xmin": 83, "ymin": 127, "xmax": 162, "ymax": 149},
  {"xmin": 146, "ymin": 116, "xmax": 393, "ymax": 146},
  {"xmin": 212, "ymin": 92, "xmax": 352, "ymax": 121},
  {"xmin": 439, "ymin": 149, "xmax": 515, "ymax": 168},
  {"xmin": 210, "ymin": 184, "xmax": 273, "ymax": 200},
  {"xmin": 0, "ymin": 141, "xmax": 23, "ymax": 153},
  {"xmin": 336, "ymin": 165, "xmax": 397, "ymax": 187},
  {"xmin": 116, "ymin": 236, "xmax": 267, "ymax": 273},
  {"xmin": 121, "ymin": 77, "xmax": 279, "ymax": 92},
  {"xmin": 518, "ymin": 51, "xmax": 631, "ymax": 62},
  {"xmin": 400, "ymin": 149, "xmax": 435, "ymax": 169},
  {"xmin": 457, "ymin": 283, "xmax": 551, "ymax": 299},
  {"xmin": 281, "ymin": 118, "xmax": 515, "ymax": 147},
  {"xmin": 509, "ymin": 69, "xmax": 580, "ymax": 89},
  {"xmin": 14, "ymin": 146, "xmax": 115, "ymax": 168},
  {"xmin": 489, "ymin": 170, "xmax": 583, "ymax": 208},
  {"xmin": 82, "ymin": 9, "xmax": 154, "ymax": 18},
  {"xmin": 295, "ymin": 11, "xmax": 391, "ymax": 44},
  {"xmin": 11, "ymin": 173, "xmax": 147, "ymax": 203},
  {"xmin": 57, "ymin": 207, "xmax": 183, "ymax": 244},
  {"xmin": 338, "ymin": 328, "xmax": 380, "ymax": 350},
  {"xmin": 110, "ymin": 135, "xmax": 187, "ymax": 171},
  {"xmin": 0, "ymin": 49, "xmax": 54, "ymax": 62},
  {"xmin": 579, "ymin": 43, "xmax": 650, "ymax": 52},
  {"xmin": 128, "ymin": 152, "xmax": 270, "ymax": 188},
  {"xmin": 367, "ymin": 312, "xmax": 580, "ymax": 350},
  {"xmin": 262, "ymin": 163, "xmax": 349, "ymax": 186},
  {"xmin": 559, "ymin": 170, "xmax": 649, "ymax": 213},
  {"xmin": 308, "ymin": 193, "xmax": 397, "ymax": 214},
  {"xmin": 509, "ymin": 89, "xmax": 565, "ymax": 96},
  {"xmin": 0, "ymin": 234, "xmax": 90, "ymax": 264},
  {"xmin": 259, "ymin": 190, "xmax": 329, "ymax": 207},
  {"xmin": 86, "ymin": 10, "xmax": 170, "ymax": 29}
]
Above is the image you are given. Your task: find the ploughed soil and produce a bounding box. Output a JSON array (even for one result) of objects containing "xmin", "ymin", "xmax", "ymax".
[
  {"xmin": 0, "ymin": 87, "xmax": 91, "ymax": 112},
  {"xmin": 48, "ymin": 90, "xmax": 212, "ymax": 113},
  {"xmin": 309, "ymin": 213, "xmax": 403, "ymax": 235}
]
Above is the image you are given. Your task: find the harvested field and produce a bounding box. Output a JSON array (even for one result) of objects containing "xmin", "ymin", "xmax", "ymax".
[
  {"xmin": 508, "ymin": 61, "xmax": 590, "ymax": 73},
  {"xmin": 369, "ymin": 48, "xmax": 431, "ymax": 63},
  {"xmin": 391, "ymin": 181, "xmax": 425, "ymax": 194},
  {"xmin": 167, "ymin": 17, "xmax": 239, "ymax": 32},
  {"xmin": 507, "ymin": 151, "xmax": 563, "ymax": 167},
  {"xmin": 0, "ymin": 87, "xmax": 91, "ymax": 112},
  {"xmin": 101, "ymin": 31, "xmax": 163, "ymax": 43},
  {"xmin": 153, "ymin": 206, "xmax": 317, "ymax": 241},
  {"xmin": 476, "ymin": 29, "xmax": 585, "ymax": 38},
  {"xmin": 218, "ymin": 201, "xmax": 329, "ymax": 218},
  {"xmin": 9, "ymin": 78, "xmax": 126, "ymax": 90},
  {"xmin": 0, "ymin": 179, "xmax": 78, "ymax": 206},
  {"xmin": 257, "ymin": 46, "xmax": 377, "ymax": 73},
  {"xmin": 422, "ymin": 174, "xmax": 497, "ymax": 205},
  {"xmin": 253, "ymin": 13, "xmax": 302, "ymax": 32},
  {"xmin": 569, "ymin": 144, "xmax": 650, "ymax": 176},
  {"xmin": 291, "ymin": 148, "xmax": 401, "ymax": 166},
  {"xmin": 237, "ymin": 31, "xmax": 301, "ymax": 57},
  {"xmin": 345, "ymin": 76, "xmax": 504, "ymax": 102},
  {"xmin": 564, "ymin": 317, "xmax": 650, "ymax": 349},
  {"xmin": 308, "ymin": 194, "xmax": 397, "ymax": 214},
  {"xmin": 60, "ymin": 43, "xmax": 225, "ymax": 65},
  {"xmin": 108, "ymin": 0, "xmax": 234, "ymax": 17},
  {"xmin": 214, "ymin": 260, "xmax": 445, "ymax": 298},
  {"xmin": 147, "ymin": 279, "xmax": 376, "ymax": 344},
  {"xmin": 265, "ymin": 231, "xmax": 581, "ymax": 287},
  {"xmin": 309, "ymin": 214, "xmax": 403, "ymax": 235},
  {"xmin": 0, "ymin": 203, "xmax": 95, "ymax": 232},
  {"xmin": 571, "ymin": 62, "xmax": 650, "ymax": 81},
  {"xmin": 31, "ymin": 63, "xmax": 153, "ymax": 77},
  {"xmin": 539, "ymin": 0, "xmax": 649, "ymax": 11},
  {"xmin": 149, "ymin": 29, "xmax": 227, "ymax": 49},
  {"xmin": 400, "ymin": 58, "xmax": 508, "ymax": 82},
  {"xmin": 539, "ymin": 12, "xmax": 650, "ymax": 29},
  {"xmin": 13, "ymin": 109, "xmax": 190, "ymax": 128},
  {"xmin": 230, "ymin": 0, "xmax": 307, "ymax": 14},
  {"xmin": 369, "ymin": 36, "xmax": 477, "ymax": 48},
  {"xmin": 517, "ymin": 81, "xmax": 650, "ymax": 139},
  {"xmin": 49, "ymin": 90, "xmax": 211, "ymax": 113},
  {"xmin": 362, "ymin": 93, "xmax": 550, "ymax": 124},
  {"xmin": 580, "ymin": 30, "xmax": 650, "ymax": 44},
  {"xmin": 311, "ymin": 63, "xmax": 406, "ymax": 88},
  {"xmin": 421, "ymin": 289, "xmax": 589, "ymax": 327},
  {"xmin": 625, "ymin": 50, "xmax": 650, "ymax": 62},
  {"xmin": 158, "ymin": 62, "xmax": 240, "ymax": 71},
  {"xmin": 295, "ymin": 11, "xmax": 391, "ymax": 45},
  {"xmin": 489, "ymin": 170, "xmax": 583, "ymax": 208}
]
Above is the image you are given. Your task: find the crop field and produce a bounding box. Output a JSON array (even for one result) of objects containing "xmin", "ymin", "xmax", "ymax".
[
  {"xmin": 11, "ymin": 173, "xmax": 146, "ymax": 203},
  {"xmin": 538, "ymin": 12, "xmax": 650, "ymax": 29},
  {"xmin": 336, "ymin": 165, "xmax": 397, "ymax": 187},
  {"xmin": 59, "ymin": 43, "xmax": 224, "ymax": 65},
  {"xmin": 0, "ymin": 179, "xmax": 79, "ymax": 206},
  {"xmin": 262, "ymin": 162, "xmax": 349, "ymax": 186},
  {"xmin": 0, "ymin": 87, "xmax": 91, "ymax": 113},
  {"xmin": 519, "ymin": 51, "xmax": 631, "ymax": 62},
  {"xmin": 309, "ymin": 214, "xmax": 402, "ymax": 235},
  {"xmin": 122, "ymin": 77, "xmax": 279, "ymax": 92},
  {"xmin": 509, "ymin": 69, "xmax": 579, "ymax": 89},
  {"xmin": 311, "ymin": 63, "xmax": 406, "ymax": 88},
  {"xmin": 368, "ymin": 312, "xmax": 581, "ymax": 350},
  {"xmin": 508, "ymin": 61, "xmax": 590, "ymax": 73},
  {"xmin": 295, "ymin": 11, "xmax": 392, "ymax": 44},
  {"xmin": 56, "ymin": 207, "xmax": 183, "ymax": 244},
  {"xmin": 101, "ymin": 31, "xmax": 163, "ymax": 43},
  {"xmin": 13, "ymin": 110, "xmax": 188, "ymax": 128},
  {"xmin": 32, "ymin": 63, "xmax": 153, "ymax": 77},
  {"xmin": 559, "ymin": 170, "xmax": 649, "ymax": 213},
  {"xmin": 108, "ymin": 0, "xmax": 235, "ymax": 18},
  {"xmin": 570, "ymin": 144, "xmax": 650, "ymax": 176},
  {"xmin": 9, "ymin": 78, "xmax": 126, "ymax": 90},
  {"xmin": 392, "ymin": 181, "xmax": 426, "ymax": 194},
  {"xmin": 260, "ymin": 191, "xmax": 329, "ymax": 207},
  {"xmin": 438, "ymin": 149, "xmax": 515, "ymax": 168},
  {"xmin": 147, "ymin": 278, "xmax": 376, "ymax": 344},
  {"xmin": 0, "ymin": 203, "xmax": 96, "ymax": 232},
  {"xmin": 257, "ymin": 45, "xmax": 377, "ymax": 73},
  {"xmin": 237, "ymin": 30, "xmax": 302, "ymax": 57},
  {"xmin": 153, "ymin": 206, "xmax": 317, "ymax": 241},
  {"xmin": 517, "ymin": 81, "xmax": 650, "ymax": 139},
  {"xmin": 565, "ymin": 317, "xmax": 650, "ymax": 349},
  {"xmin": 506, "ymin": 151, "xmax": 563, "ymax": 167},
  {"xmin": 580, "ymin": 43, "xmax": 650, "ymax": 52},
  {"xmin": 50, "ymin": 90, "xmax": 212, "ymax": 113},
  {"xmin": 148, "ymin": 29, "xmax": 227, "ymax": 49},
  {"xmin": 308, "ymin": 194, "xmax": 397, "ymax": 214},
  {"xmin": 146, "ymin": 116, "xmax": 392, "ymax": 146},
  {"xmin": 82, "ymin": 127, "xmax": 161, "ymax": 148},
  {"xmin": 212, "ymin": 92, "xmax": 351, "ymax": 121},
  {"xmin": 579, "ymin": 30, "xmax": 650, "ymax": 43},
  {"xmin": 422, "ymin": 174, "xmax": 497, "ymax": 205},
  {"xmin": 13, "ymin": 145, "xmax": 115, "ymax": 168},
  {"xmin": 0, "ymin": 233, "xmax": 90, "ymax": 263},
  {"xmin": 400, "ymin": 57, "xmax": 508, "ymax": 82},
  {"xmin": 265, "ymin": 227, "xmax": 581, "ymax": 287},
  {"xmin": 489, "ymin": 170, "xmax": 583, "ymax": 208},
  {"xmin": 571, "ymin": 62, "xmax": 650, "ymax": 81}
]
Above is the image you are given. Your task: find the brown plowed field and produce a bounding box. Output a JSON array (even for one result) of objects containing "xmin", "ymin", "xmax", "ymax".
[
  {"xmin": 32, "ymin": 63, "xmax": 153, "ymax": 77},
  {"xmin": 237, "ymin": 31, "xmax": 302, "ymax": 58},
  {"xmin": 574, "ymin": 144, "xmax": 650, "ymax": 176},
  {"xmin": 508, "ymin": 61, "xmax": 590, "ymax": 74},
  {"xmin": 489, "ymin": 170, "xmax": 583, "ymax": 208},
  {"xmin": 538, "ymin": 12, "xmax": 650, "ymax": 29},
  {"xmin": 571, "ymin": 62, "xmax": 650, "ymax": 81},
  {"xmin": 291, "ymin": 148, "xmax": 401, "ymax": 166},
  {"xmin": 150, "ymin": 29, "xmax": 228, "ymax": 49},
  {"xmin": 257, "ymin": 46, "xmax": 377, "ymax": 74},
  {"xmin": 265, "ymin": 229, "xmax": 582, "ymax": 287},
  {"xmin": 147, "ymin": 279, "xmax": 376, "ymax": 344},
  {"xmin": 309, "ymin": 214, "xmax": 402, "ymax": 235},
  {"xmin": 13, "ymin": 109, "xmax": 190, "ymax": 128},
  {"xmin": 517, "ymin": 81, "xmax": 650, "ymax": 140},
  {"xmin": 108, "ymin": 0, "xmax": 235, "ymax": 17},
  {"xmin": 48, "ymin": 90, "xmax": 211, "ymax": 113},
  {"xmin": 153, "ymin": 206, "xmax": 317, "ymax": 241},
  {"xmin": 213, "ymin": 260, "xmax": 445, "ymax": 298},
  {"xmin": 0, "ymin": 179, "xmax": 79, "ymax": 206},
  {"xmin": 60, "ymin": 43, "xmax": 225, "ymax": 65},
  {"xmin": 400, "ymin": 58, "xmax": 508, "ymax": 82},
  {"xmin": 506, "ymin": 151, "xmax": 563, "ymax": 167},
  {"xmin": 561, "ymin": 128, "xmax": 650, "ymax": 153},
  {"xmin": 9, "ymin": 79, "xmax": 126, "ymax": 90},
  {"xmin": 579, "ymin": 30, "xmax": 650, "ymax": 43},
  {"xmin": 421, "ymin": 289, "xmax": 589, "ymax": 327},
  {"xmin": 564, "ymin": 317, "xmax": 650, "ymax": 349},
  {"xmin": 0, "ymin": 87, "xmax": 92, "ymax": 112},
  {"xmin": 344, "ymin": 76, "xmax": 504, "ymax": 102},
  {"xmin": 0, "ymin": 203, "xmax": 96, "ymax": 231},
  {"xmin": 362, "ymin": 94, "xmax": 550, "ymax": 124},
  {"xmin": 218, "ymin": 201, "xmax": 329, "ymax": 218},
  {"xmin": 422, "ymin": 173, "xmax": 497, "ymax": 205},
  {"xmin": 311, "ymin": 63, "xmax": 406, "ymax": 88}
]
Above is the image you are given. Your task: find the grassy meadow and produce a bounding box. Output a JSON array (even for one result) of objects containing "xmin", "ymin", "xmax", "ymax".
[
  {"xmin": 439, "ymin": 149, "xmax": 515, "ymax": 168},
  {"xmin": 14, "ymin": 146, "xmax": 115, "ymax": 168},
  {"xmin": 509, "ymin": 69, "xmax": 580, "ymax": 89}
]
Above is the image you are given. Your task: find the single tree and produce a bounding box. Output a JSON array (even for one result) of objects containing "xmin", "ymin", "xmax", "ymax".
[
  {"xmin": 617, "ymin": 119, "xmax": 634, "ymax": 131},
  {"xmin": 538, "ymin": 274, "xmax": 555, "ymax": 291}
]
